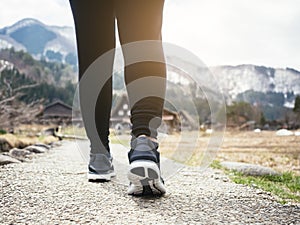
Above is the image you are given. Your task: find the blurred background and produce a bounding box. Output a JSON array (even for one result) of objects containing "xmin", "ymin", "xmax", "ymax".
[{"xmin": 0, "ymin": 0, "xmax": 299, "ymax": 175}]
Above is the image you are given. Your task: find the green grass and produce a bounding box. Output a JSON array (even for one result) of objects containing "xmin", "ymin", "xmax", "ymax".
[
  {"xmin": 210, "ymin": 160, "xmax": 223, "ymax": 170},
  {"xmin": 109, "ymin": 133, "xmax": 130, "ymax": 146},
  {"xmin": 211, "ymin": 160, "xmax": 300, "ymax": 204},
  {"xmin": 231, "ymin": 171, "xmax": 300, "ymax": 204},
  {"xmin": 110, "ymin": 137, "xmax": 129, "ymax": 146},
  {"xmin": 61, "ymin": 126, "xmax": 87, "ymax": 137}
]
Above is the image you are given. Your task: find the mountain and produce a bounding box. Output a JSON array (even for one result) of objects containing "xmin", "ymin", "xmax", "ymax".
[
  {"xmin": 210, "ymin": 65, "xmax": 300, "ymax": 107},
  {"xmin": 0, "ymin": 50, "xmax": 76, "ymax": 107},
  {"xmin": 0, "ymin": 18, "xmax": 77, "ymax": 65},
  {"xmin": 164, "ymin": 57, "xmax": 300, "ymax": 108},
  {"xmin": 0, "ymin": 18, "xmax": 299, "ymax": 120},
  {"xmin": 0, "ymin": 48, "xmax": 76, "ymax": 85},
  {"xmin": 162, "ymin": 60, "xmax": 300, "ymax": 120}
]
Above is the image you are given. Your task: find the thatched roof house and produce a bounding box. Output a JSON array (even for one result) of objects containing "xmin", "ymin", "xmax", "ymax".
[
  {"xmin": 111, "ymin": 94, "xmax": 181, "ymax": 133},
  {"xmin": 162, "ymin": 108, "xmax": 180, "ymax": 133},
  {"xmin": 38, "ymin": 100, "xmax": 72, "ymax": 125},
  {"xmin": 42, "ymin": 101, "xmax": 72, "ymax": 118},
  {"xmin": 110, "ymin": 94, "xmax": 131, "ymax": 130}
]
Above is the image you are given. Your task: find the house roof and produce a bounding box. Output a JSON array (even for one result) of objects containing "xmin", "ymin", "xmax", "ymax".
[
  {"xmin": 44, "ymin": 100, "xmax": 72, "ymax": 111},
  {"xmin": 111, "ymin": 94, "xmax": 181, "ymax": 123},
  {"xmin": 40, "ymin": 100, "xmax": 73, "ymax": 118},
  {"xmin": 111, "ymin": 93, "xmax": 130, "ymax": 118}
]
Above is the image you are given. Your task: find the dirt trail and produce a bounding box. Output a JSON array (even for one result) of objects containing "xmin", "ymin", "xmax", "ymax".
[{"xmin": 1, "ymin": 141, "xmax": 299, "ymax": 224}]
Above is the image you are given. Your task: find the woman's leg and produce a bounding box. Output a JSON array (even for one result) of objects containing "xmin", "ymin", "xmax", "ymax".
[
  {"xmin": 115, "ymin": 0, "xmax": 166, "ymax": 139},
  {"xmin": 69, "ymin": 0, "xmax": 115, "ymax": 153},
  {"xmin": 115, "ymin": 0, "xmax": 167, "ymax": 195}
]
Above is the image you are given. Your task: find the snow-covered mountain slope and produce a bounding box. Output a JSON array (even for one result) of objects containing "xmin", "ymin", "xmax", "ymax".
[
  {"xmin": 0, "ymin": 18, "xmax": 77, "ymax": 64},
  {"xmin": 211, "ymin": 65, "xmax": 300, "ymax": 99},
  {"xmin": 166, "ymin": 59, "xmax": 300, "ymax": 108}
]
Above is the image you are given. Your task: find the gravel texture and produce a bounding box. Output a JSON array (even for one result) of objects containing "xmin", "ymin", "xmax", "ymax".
[{"xmin": 1, "ymin": 141, "xmax": 299, "ymax": 224}]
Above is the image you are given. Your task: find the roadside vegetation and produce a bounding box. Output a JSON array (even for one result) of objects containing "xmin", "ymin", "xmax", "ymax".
[{"xmin": 211, "ymin": 160, "xmax": 300, "ymax": 204}]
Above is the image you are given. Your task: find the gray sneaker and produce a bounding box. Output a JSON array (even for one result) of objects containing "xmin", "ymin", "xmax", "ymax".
[
  {"xmin": 127, "ymin": 137, "xmax": 166, "ymax": 196},
  {"xmin": 88, "ymin": 153, "xmax": 116, "ymax": 181}
]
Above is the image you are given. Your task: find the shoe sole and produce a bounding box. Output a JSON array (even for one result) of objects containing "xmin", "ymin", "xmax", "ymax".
[
  {"xmin": 87, "ymin": 171, "xmax": 116, "ymax": 181},
  {"xmin": 127, "ymin": 160, "xmax": 166, "ymax": 196}
]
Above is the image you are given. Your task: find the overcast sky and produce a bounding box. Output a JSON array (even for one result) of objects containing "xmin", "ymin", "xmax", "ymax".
[{"xmin": 1, "ymin": 0, "xmax": 299, "ymax": 70}]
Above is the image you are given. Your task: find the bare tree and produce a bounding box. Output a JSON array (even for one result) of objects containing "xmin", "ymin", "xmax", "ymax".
[{"xmin": 0, "ymin": 82, "xmax": 43, "ymax": 130}]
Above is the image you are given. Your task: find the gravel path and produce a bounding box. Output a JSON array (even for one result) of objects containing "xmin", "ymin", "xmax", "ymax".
[{"xmin": 1, "ymin": 141, "xmax": 299, "ymax": 224}]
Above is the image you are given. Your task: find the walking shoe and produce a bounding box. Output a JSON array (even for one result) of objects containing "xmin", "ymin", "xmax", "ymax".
[
  {"xmin": 127, "ymin": 136, "xmax": 166, "ymax": 196},
  {"xmin": 88, "ymin": 153, "xmax": 116, "ymax": 181}
]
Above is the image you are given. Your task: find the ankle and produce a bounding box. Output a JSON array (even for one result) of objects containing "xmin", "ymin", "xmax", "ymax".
[{"xmin": 137, "ymin": 134, "xmax": 158, "ymax": 143}]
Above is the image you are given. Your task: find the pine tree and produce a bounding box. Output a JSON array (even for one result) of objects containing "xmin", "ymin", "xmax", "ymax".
[{"xmin": 294, "ymin": 95, "xmax": 300, "ymax": 113}]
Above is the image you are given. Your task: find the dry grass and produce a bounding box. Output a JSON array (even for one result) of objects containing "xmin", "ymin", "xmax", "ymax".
[
  {"xmin": 109, "ymin": 129, "xmax": 300, "ymax": 175},
  {"xmin": 0, "ymin": 124, "xmax": 61, "ymax": 151},
  {"xmin": 159, "ymin": 130, "xmax": 299, "ymax": 174},
  {"xmin": 0, "ymin": 133, "xmax": 58, "ymax": 150},
  {"xmin": 217, "ymin": 130, "xmax": 300, "ymax": 175},
  {"xmin": 32, "ymin": 124, "xmax": 300, "ymax": 175}
]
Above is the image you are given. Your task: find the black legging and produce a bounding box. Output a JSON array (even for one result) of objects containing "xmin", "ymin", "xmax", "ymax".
[{"xmin": 70, "ymin": 0, "xmax": 166, "ymax": 153}]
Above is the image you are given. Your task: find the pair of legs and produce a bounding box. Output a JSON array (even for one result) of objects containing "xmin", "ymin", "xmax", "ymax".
[
  {"xmin": 70, "ymin": 0, "xmax": 166, "ymax": 154},
  {"xmin": 70, "ymin": 0, "xmax": 167, "ymax": 195}
]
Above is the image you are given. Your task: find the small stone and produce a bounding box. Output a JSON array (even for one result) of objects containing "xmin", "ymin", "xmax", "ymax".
[
  {"xmin": 9, "ymin": 148, "xmax": 32, "ymax": 159},
  {"xmin": 0, "ymin": 137, "xmax": 13, "ymax": 152},
  {"xmin": 34, "ymin": 143, "xmax": 51, "ymax": 150},
  {"xmin": 251, "ymin": 184, "xmax": 258, "ymax": 188},
  {"xmin": 0, "ymin": 154, "xmax": 21, "ymax": 165},
  {"xmin": 220, "ymin": 161, "xmax": 279, "ymax": 176},
  {"xmin": 25, "ymin": 145, "xmax": 47, "ymax": 153},
  {"xmin": 50, "ymin": 142, "xmax": 62, "ymax": 147},
  {"xmin": 255, "ymin": 190, "xmax": 264, "ymax": 195}
]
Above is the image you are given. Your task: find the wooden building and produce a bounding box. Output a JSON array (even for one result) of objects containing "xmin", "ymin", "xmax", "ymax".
[
  {"xmin": 111, "ymin": 94, "xmax": 180, "ymax": 133},
  {"xmin": 110, "ymin": 94, "xmax": 131, "ymax": 131},
  {"xmin": 162, "ymin": 108, "xmax": 180, "ymax": 133},
  {"xmin": 39, "ymin": 100, "xmax": 72, "ymax": 124}
]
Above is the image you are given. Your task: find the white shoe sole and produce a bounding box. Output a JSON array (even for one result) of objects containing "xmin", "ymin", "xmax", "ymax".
[
  {"xmin": 87, "ymin": 171, "xmax": 116, "ymax": 181},
  {"xmin": 127, "ymin": 160, "xmax": 166, "ymax": 196}
]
